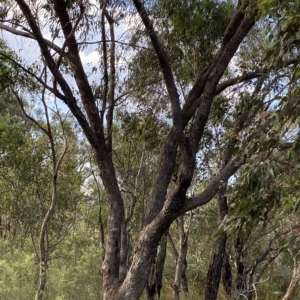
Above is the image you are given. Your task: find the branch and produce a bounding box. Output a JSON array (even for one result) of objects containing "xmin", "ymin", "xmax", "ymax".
[
  {"xmin": 74, "ymin": 39, "xmax": 148, "ymax": 49},
  {"xmin": 100, "ymin": 2, "xmax": 109, "ymax": 121},
  {"xmin": 11, "ymin": 87, "xmax": 49, "ymax": 136},
  {"xmin": 142, "ymin": 0, "xmax": 257, "ymax": 228},
  {"xmin": 53, "ymin": 99, "xmax": 68, "ymax": 176},
  {"xmin": 132, "ymin": 0, "xmax": 186, "ymax": 150},
  {"xmin": 55, "ymin": 3, "xmax": 86, "ymax": 69},
  {"xmin": 182, "ymin": 0, "xmax": 258, "ymax": 121},
  {"xmin": 0, "ymin": 52, "xmax": 66, "ymax": 101},
  {"xmin": 15, "ymin": 0, "xmax": 98, "ymax": 147},
  {"xmin": 0, "ymin": 23, "xmax": 64, "ymax": 54},
  {"xmin": 215, "ymin": 57, "xmax": 300, "ymax": 95},
  {"xmin": 51, "ymin": 0, "xmax": 104, "ymax": 136},
  {"xmin": 215, "ymin": 70, "xmax": 263, "ymax": 95},
  {"xmin": 182, "ymin": 155, "xmax": 246, "ymax": 212},
  {"xmin": 254, "ymin": 247, "xmax": 285, "ymax": 283},
  {"xmin": 104, "ymin": 9, "xmax": 116, "ymax": 154}
]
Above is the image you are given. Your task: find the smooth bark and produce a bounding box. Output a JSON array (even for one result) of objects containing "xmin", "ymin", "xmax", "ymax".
[{"xmin": 173, "ymin": 215, "xmax": 191, "ymax": 300}]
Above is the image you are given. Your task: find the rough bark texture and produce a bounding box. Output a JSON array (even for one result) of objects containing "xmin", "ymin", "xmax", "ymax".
[
  {"xmin": 204, "ymin": 231, "xmax": 227, "ymax": 300},
  {"xmin": 234, "ymin": 235, "xmax": 248, "ymax": 300},
  {"xmin": 119, "ymin": 221, "xmax": 129, "ymax": 281},
  {"xmin": 222, "ymin": 250, "xmax": 232, "ymax": 298},
  {"xmin": 147, "ymin": 232, "xmax": 168, "ymax": 299}
]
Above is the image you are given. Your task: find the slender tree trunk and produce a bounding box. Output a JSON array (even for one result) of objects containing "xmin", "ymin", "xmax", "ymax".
[
  {"xmin": 119, "ymin": 221, "xmax": 129, "ymax": 281},
  {"xmin": 282, "ymin": 257, "xmax": 300, "ymax": 300},
  {"xmin": 173, "ymin": 214, "xmax": 192, "ymax": 300},
  {"xmin": 0, "ymin": 215, "xmax": 2, "ymax": 239},
  {"xmin": 282, "ymin": 279, "xmax": 298, "ymax": 300},
  {"xmin": 35, "ymin": 164, "xmax": 64, "ymax": 300},
  {"xmin": 147, "ymin": 232, "xmax": 168, "ymax": 299},
  {"xmin": 168, "ymin": 232, "xmax": 189, "ymax": 294},
  {"xmin": 222, "ymin": 250, "xmax": 232, "ymax": 299},
  {"xmin": 14, "ymin": 83, "xmax": 69, "ymax": 300},
  {"xmin": 35, "ymin": 230, "xmax": 49, "ymax": 300},
  {"xmin": 204, "ymin": 191, "xmax": 229, "ymax": 300},
  {"xmin": 154, "ymin": 232, "xmax": 168, "ymax": 298},
  {"xmin": 181, "ymin": 258, "xmax": 189, "ymax": 294},
  {"xmin": 204, "ymin": 231, "xmax": 227, "ymax": 300},
  {"xmin": 234, "ymin": 235, "xmax": 247, "ymax": 300},
  {"xmin": 99, "ymin": 206, "xmax": 105, "ymax": 260}
]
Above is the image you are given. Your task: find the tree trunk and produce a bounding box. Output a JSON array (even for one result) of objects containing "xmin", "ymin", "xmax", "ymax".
[
  {"xmin": 119, "ymin": 221, "xmax": 129, "ymax": 281},
  {"xmin": 222, "ymin": 250, "xmax": 232, "ymax": 299},
  {"xmin": 35, "ymin": 243, "xmax": 48, "ymax": 300},
  {"xmin": 204, "ymin": 192, "xmax": 229, "ymax": 300},
  {"xmin": 282, "ymin": 279, "xmax": 298, "ymax": 300},
  {"xmin": 147, "ymin": 232, "xmax": 168, "ymax": 299},
  {"xmin": 168, "ymin": 232, "xmax": 188, "ymax": 294},
  {"xmin": 204, "ymin": 232, "xmax": 227, "ymax": 300},
  {"xmin": 282, "ymin": 257, "xmax": 300, "ymax": 300},
  {"xmin": 234, "ymin": 235, "xmax": 248, "ymax": 300},
  {"xmin": 173, "ymin": 215, "xmax": 190, "ymax": 300}
]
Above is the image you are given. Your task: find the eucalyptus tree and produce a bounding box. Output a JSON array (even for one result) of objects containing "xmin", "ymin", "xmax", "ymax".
[
  {"xmin": 0, "ymin": 91, "xmax": 82, "ymax": 298},
  {"xmin": 0, "ymin": 0, "xmax": 299, "ymax": 299}
]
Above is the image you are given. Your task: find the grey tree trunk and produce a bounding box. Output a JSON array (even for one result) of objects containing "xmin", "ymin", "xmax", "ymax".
[
  {"xmin": 147, "ymin": 232, "xmax": 168, "ymax": 299},
  {"xmin": 173, "ymin": 215, "xmax": 191, "ymax": 300},
  {"xmin": 281, "ymin": 255, "xmax": 300, "ymax": 300}
]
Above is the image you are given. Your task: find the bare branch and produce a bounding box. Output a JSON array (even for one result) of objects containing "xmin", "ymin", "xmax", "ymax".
[
  {"xmin": 10, "ymin": 87, "xmax": 49, "ymax": 136},
  {"xmin": 215, "ymin": 56, "xmax": 300, "ymax": 95},
  {"xmin": 100, "ymin": 1, "xmax": 109, "ymax": 120},
  {"xmin": 182, "ymin": 155, "xmax": 246, "ymax": 212},
  {"xmin": 0, "ymin": 52, "xmax": 66, "ymax": 100},
  {"xmin": 0, "ymin": 23, "xmax": 64, "ymax": 54},
  {"xmin": 105, "ymin": 9, "xmax": 116, "ymax": 154},
  {"xmin": 16, "ymin": 0, "xmax": 98, "ymax": 147}
]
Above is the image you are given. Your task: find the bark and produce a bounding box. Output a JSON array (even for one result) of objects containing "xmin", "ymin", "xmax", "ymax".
[
  {"xmin": 222, "ymin": 250, "xmax": 232, "ymax": 298},
  {"xmin": 0, "ymin": 215, "xmax": 2, "ymax": 239},
  {"xmin": 173, "ymin": 215, "xmax": 190, "ymax": 300},
  {"xmin": 119, "ymin": 221, "xmax": 129, "ymax": 281},
  {"xmin": 204, "ymin": 231, "xmax": 227, "ymax": 300},
  {"xmin": 234, "ymin": 235, "xmax": 248, "ymax": 300},
  {"xmin": 282, "ymin": 260, "xmax": 300, "ymax": 300},
  {"xmin": 204, "ymin": 189, "xmax": 234, "ymax": 300},
  {"xmin": 99, "ymin": 206, "xmax": 105, "ymax": 259},
  {"xmin": 168, "ymin": 232, "xmax": 188, "ymax": 293},
  {"xmin": 147, "ymin": 232, "xmax": 168, "ymax": 299}
]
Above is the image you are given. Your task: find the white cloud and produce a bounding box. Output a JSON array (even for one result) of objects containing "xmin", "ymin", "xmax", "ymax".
[{"xmin": 79, "ymin": 50, "xmax": 100, "ymax": 65}]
